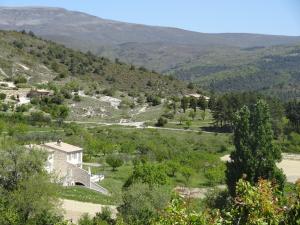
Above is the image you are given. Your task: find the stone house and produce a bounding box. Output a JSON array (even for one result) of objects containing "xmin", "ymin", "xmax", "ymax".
[{"xmin": 27, "ymin": 140, "xmax": 108, "ymax": 195}]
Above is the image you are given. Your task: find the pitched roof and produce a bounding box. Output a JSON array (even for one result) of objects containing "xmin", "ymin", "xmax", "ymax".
[{"xmin": 42, "ymin": 142, "xmax": 83, "ymax": 153}]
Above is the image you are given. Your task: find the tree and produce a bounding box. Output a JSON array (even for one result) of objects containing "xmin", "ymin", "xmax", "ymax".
[
  {"xmin": 156, "ymin": 117, "xmax": 168, "ymax": 127},
  {"xmin": 226, "ymin": 100, "xmax": 285, "ymax": 196},
  {"xmin": 51, "ymin": 105, "xmax": 69, "ymax": 125},
  {"xmin": 0, "ymin": 93, "xmax": 6, "ymax": 100},
  {"xmin": 136, "ymin": 143, "xmax": 152, "ymax": 155},
  {"xmin": 84, "ymin": 136, "xmax": 100, "ymax": 160},
  {"xmin": 189, "ymin": 97, "xmax": 197, "ymax": 112},
  {"xmin": 211, "ymin": 98, "xmax": 226, "ymax": 127},
  {"xmin": 180, "ymin": 97, "xmax": 189, "ymax": 113},
  {"xmin": 187, "ymin": 82, "xmax": 194, "ymax": 89},
  {"xmin": 106, "ymin": 155, "xmax": 124, "ymax": 171},
  {"xmin": 285, "ymin": 179, "xmax": 300, "ymax": 224},
  {"xmin": 124, "ymin": 161, "xmax": 169, "ymax": 188},
  {"xmin": 286, "ymin": 100, "xmax": 300, "ymax": 132},
  {"xmin": 165, "ymin": 161, "xmax": 181, "ymax": 177},
  {"xmin": 223, "ymin": 179, "xmax": 284, "ymax": 225},
  {"xmin": 119, "ymin": 183, "xmax": 171, "ymax": 225},
  {"xmin": 0, "ymin": 142, "xmax": 63, "ymax": 224},
  {"xmin": 180, "ymin": 167, "xmax": 194, "ymax": 186},
  {"xmin": 200, "ymin": 110, "xmax": 206, "ymax": 121},
  {"xmin": 198, "ymin": 96, "xmax": 207, "ymax": 112},
  {"xmin": 208, "ymin": 95, "xmax": 216, "ymax": 110},
  {"xmin": 179, "ymin": 115, "xmax": 187, "ymax": 125}
]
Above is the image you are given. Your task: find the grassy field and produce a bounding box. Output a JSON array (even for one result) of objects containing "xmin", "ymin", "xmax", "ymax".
[{"xmin": 59, "ymin": 186, "xmax": 117, "ymax": 205}]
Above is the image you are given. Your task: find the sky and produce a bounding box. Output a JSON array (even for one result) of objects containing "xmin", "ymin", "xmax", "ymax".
[{"xmin": 1, "ymin": 0, "xmax": 300, "ymax": 36}]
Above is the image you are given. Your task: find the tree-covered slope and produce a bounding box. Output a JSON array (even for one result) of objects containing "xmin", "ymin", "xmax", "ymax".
[
  {"xmin": 171, "ymin": 45, "xmax": 300, "ymax": 100},
  {"xmin": 0, "ymin": 30, "xmax": 189, "ymax": 96}
]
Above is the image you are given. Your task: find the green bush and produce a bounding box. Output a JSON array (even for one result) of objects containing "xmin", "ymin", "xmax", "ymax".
[{"xmin": 156, "ymin": 117, "xmax": 168, "ymax": 127}]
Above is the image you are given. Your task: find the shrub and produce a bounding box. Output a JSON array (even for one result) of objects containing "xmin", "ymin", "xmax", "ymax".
[
  {"xmin": 102, "ymin": 88, "xmax": 115, "ymax": 97},
  {"xmin": 0, "ymin": 93, "xmax": 6, "ymax": 100},
  {"xmin": 13, "ymin": 75, "xmax": 27, "ymax": 84},
  {"xmin": 73, "ymin": 93, "xmax": 81, "ymax": 102},
  {"xmin": 156, "ymin": 117, "xmax": 168, "ymax": 127}
]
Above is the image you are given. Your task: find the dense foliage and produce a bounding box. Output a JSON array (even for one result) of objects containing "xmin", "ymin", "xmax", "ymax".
[
  {"xmin": 226, "ymin": 100, "xmax": 285, "ymax": 195},
  {"xmin": 0, "ymin": 141, "xmax": 62, "ymax": 225}
]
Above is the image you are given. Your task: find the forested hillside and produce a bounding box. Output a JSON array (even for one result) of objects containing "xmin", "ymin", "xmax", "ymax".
[
  {"xmin": 0, "ymin": 30, "xmax": 189, "ymax": 96},
  {"xmin": 171, "ymin": 45, "xmax": 300, "ymax": 100}
]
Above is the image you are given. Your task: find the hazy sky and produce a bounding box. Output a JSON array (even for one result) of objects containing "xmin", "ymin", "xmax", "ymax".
[{"xmin": 1, "ymin": 0, "xmax": 300, "ymax": 36}]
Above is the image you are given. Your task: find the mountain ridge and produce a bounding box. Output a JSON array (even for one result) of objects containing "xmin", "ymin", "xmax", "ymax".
[
  {"xmin": 1, "ymin": 7, "xmax": 300, "ymax": 48},
  {"xmin": 1, "ymin": 6, "xmax": 300, "ymax": 100}
]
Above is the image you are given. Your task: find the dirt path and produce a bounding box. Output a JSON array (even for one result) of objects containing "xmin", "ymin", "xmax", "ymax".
[
  {"xmin": 62, "ymin": 199, "xmax": 117, "ymax": 224},
  {"xmin": 277, "ymin": 159, "xmax": 300, "ymax": 183},
  {"xmin": 65, "ymin": 120, "xmax": 213, "ymax": 133},
  {"xmin": 221, "ymin": 154, "xmax": 300, "ymax": 183}
]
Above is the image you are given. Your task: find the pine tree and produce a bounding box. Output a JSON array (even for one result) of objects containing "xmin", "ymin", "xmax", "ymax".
[{"xmin": 226, "ymin": 100, "xmax": 285, "ymax": 196}]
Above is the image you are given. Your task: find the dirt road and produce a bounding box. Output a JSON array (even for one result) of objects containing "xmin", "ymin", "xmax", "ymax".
[
  {"xmin": 221, "ymin": 154, "xmax": 300, "ymax": 183},
  {"xmin": 62, "ymin": 199, "xmax": 117, "ymax": 224}
]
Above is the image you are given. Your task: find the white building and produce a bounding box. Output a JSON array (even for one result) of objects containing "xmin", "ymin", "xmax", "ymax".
[{"xmin": 27, "ymin": 141, "xmax": 108, "ymax": 195}]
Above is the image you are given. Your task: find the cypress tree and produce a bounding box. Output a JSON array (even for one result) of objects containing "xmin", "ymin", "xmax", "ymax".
[{"xmin": 226, "ymin": 100, "xmax": 285, "ymax": 196}]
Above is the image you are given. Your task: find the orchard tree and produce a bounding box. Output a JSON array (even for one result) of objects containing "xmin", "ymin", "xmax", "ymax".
[
  {"xmin": 124, "ymin": 161, "xmax": 169, "ymax": 188},
  {"xmin": 226, "ymin": 100, "xmax": 285, "ymax": 196},
  {"xmin": 180, "ymin": 167, "xmax": 194, "ymax": 186},
  {"xmin": 106, "ymin": 155, "xmax": 124, "ymax": 171}
]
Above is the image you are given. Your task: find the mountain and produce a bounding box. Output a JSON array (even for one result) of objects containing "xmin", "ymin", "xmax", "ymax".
[{"xmin": 1, "ymin": 7, "xmax": 300, "ymax": 99}]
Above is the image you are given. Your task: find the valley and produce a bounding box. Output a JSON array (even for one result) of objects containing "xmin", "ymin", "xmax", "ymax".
[{"xmin": 0, "ymin": 5, "xmax": 299, "ymax": 225}]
